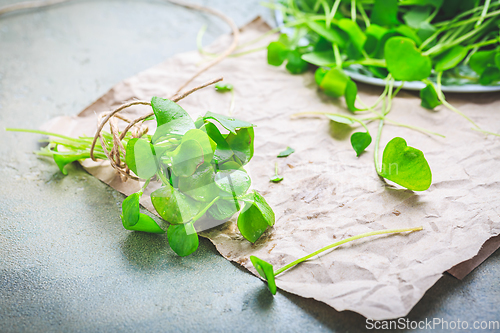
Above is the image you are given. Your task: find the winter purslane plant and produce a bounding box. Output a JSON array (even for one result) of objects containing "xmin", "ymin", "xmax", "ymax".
[{"xmin": 8, "ymin": 97, "xmax": 275, "ymax": 257}]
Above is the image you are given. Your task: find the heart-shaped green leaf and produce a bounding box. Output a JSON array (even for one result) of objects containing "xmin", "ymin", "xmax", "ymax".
[
  {"xmin": 337, "ymin": 19, "xmax": 366, "ymax": 53},
  {"xmin": 126, "ymin": 138, "xmax": 158, "ymax": 179},
  {"xmin": 267, "ymin": 40, "xmax": 289, "ymax": 66},
  {"xmin": 315, "ymin": 67, "xmax": 329, "ymax": 85},
  {"xmin": 170, "ymin": 139, "xmax": 205, "ymax": 177},
  {"xmin": 250, "ymin": 256, "xmax": 277, "ymax": 295},
  {"xmin": 121, "ymin": 192, "xmax": 141, "ymax": 227},
  {"xmin": 344, "ymin": 79, "xmax": 359, "ymax": 112},
  {"xmin": 53, "ymin": 147, "xmax": 89, "ymax": 175},
  {"xmin": 403, "ymin": 6, "xmax": 431, "ymax": 29},
  {"xmin": 178, "ymin": 163, "xmax": 219, "ymax": 202},
  {"xmin": 351, "ymin": 132, "xmax": 372, "ymax": 157},
  {"xmin": 226, "ymin": 127, "xmax": 254, "ymax": 165},
  {"xmin": 167, "ymin": 222, "xmax": 199, "ymax": 257},
  {"xmin": 214, "ymin": 169, "xmax": 251, "ymax": 197},
  {"xmin": 385, "ymin": 37, "xmax": 432, "ymax": 81},
  {"xmin": 434, "ymin": 45, "xmax": 468, "ymax": 72},
  {"xmin": 151, "ymin": 183, "xmax": 203, "ymax": 224},
  {"xmin": 380, "ymin": 137, "xmax": 432, "ymax": 191},
  {"xmin": 420, "ymin": 84, "xmax": 442, "ymax": 109},
  {"xmin": 285, "ymin": 50, "xmax": 309, "ymax": 74},
  {"xmin": 237, "ymin": 191, "xmax": 275, "ymax": 243},
  {"xmin": 479, "ymin": 65, "xmax": 500, "ymax": 85},
  {"xmin": 319, "ymin": 68, "xmax": 350, "ymax": 98},
  {"xmin": 121, "ymin": 192, "xmax": 164, "ymax": 234},
  {"xmin": 370, "ymin": 0, "xmax": 399, "ymax": 27},
  {"xmin": 151, "ymin": 97, "xmax": 195, "ymax": 143},
  {"xmin": 203, "ymin": 111, "xmax": 254, "ymax": 135},
  {"xmin": 469, "ymin": 49, "xmax": 497, "ymax": 76},
  {"xmin": 123, "ymin": 214, "xmax": 165, "ymax": 234},
  {"xmin": 182, "ymin": 128, "xmax": 217, "ymax": 163}
]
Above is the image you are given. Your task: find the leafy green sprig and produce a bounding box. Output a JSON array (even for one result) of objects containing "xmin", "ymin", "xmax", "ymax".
[
  {"xmin": 251, "ymin": 226, "xmax": 423, "ymax": 295},
  {"xmin": 8, "ymin": 97, "xmax": 275, "ymax": 257}
]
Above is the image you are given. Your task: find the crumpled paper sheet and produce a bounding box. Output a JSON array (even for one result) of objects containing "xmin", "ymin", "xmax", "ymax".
[{"xmin": 42, "ymin": 18, "xmax": 500, "ymax": 320}]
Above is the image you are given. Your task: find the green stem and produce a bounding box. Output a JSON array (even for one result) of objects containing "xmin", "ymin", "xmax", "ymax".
[
  {"xmin": 6, "ymin": 128, "xmax": 78, "ymax": 141},
  {"xmin": 385, "ymin": 118, "xmax": 445, "ymax": 138},
  {"xmin": 291, "ymin": 111, "xmax": 369, "ymax": 132},
  {"xmin": 333, "ymin": 43, "xmax": 342, "ymax": 68},
  {"xmin": 139, "ymin": 178, "xmax": 151, "ymax": 194},
  {"xmin": 374, "ymin": 119, "xmax": 384, "ymax": 175},
  {"xmin": 356, "ymin": 2, "xmax": 370, "ymax": 27},
  {"xmin": 273, "ymin": 227, "xmax": 423, "ymax": 276},
  {"xmin": 229, "ymin": 89, "xmax": 236, "ymax": 116},
  {"xmin": 351, "ymin": 0, "xmax": 356, "ymax": 22},
  {"xmin": 326, "ymin": 0, "xmax": 342, "ymax": 27},
  {"xmin": 274, "ymin": 162, "xmax": 279, "ymax": 176},
  {"xmin": 476, "ymin": 0, "xmax": 491, "ymax": 28},
  {"xmin": 191, "ymin": 196, "xmax": 220, "ymax": 224}
]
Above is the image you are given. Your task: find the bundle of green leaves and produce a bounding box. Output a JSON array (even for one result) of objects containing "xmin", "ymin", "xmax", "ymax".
[
  {"xmin": 264, "ymin": 0, "xmax": 500, "ymax": 191},
  {"xmin": 9, "ymin": 97, "xmax": 275, "ymax": 257}
]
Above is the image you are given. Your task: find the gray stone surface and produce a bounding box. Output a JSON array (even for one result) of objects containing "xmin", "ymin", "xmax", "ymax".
[{"xmin": 0, "ymin": 1, "xmax": 498, "ymax": 332}]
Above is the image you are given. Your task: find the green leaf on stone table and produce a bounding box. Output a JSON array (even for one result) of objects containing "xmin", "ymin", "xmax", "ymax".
[
  {"xmin": 301, "ymin": 50, "xmax": 336, "ymax": 67},
  {"xmin": 121, "ymin": 192, "xmax": 141, "ymax": 227},
  {"xmin": 123, "ymin": 213, "xmax": 165, "ymax": 234},
  {"xmin": 267, "ymin": 40, "xmax": 289, "ymax": 66},
  {"xmin": 344, "ymin": 79, "xmax": 359, "ymax": 112},
  {"xmin": 215, "ymin": 82, "xmax": 233, "ymax": 92},
  {"xmin": 250, "ymin": 256, "xmax": 277, "ymax": 295},
  {"xmin": 178, "ymin": 163, "xmax": 219, "ymax": 202},
  {"xmin": 370, "ymin": 0, "xmax": 399, "ymax": 27},
  {"xmin": 170, "ymin": 139, "xmax": 205, "ymax": 177},
  {"xmin": 479, "ymin": 65, "xmax": 500, "ymax": 85},
  {"xmin": 385, "ymin": 37, "xmax": 432, "ymax": 81},
  {"xmin": 469, "ymin": 49, "xmax": 498, "ymax": 76},
  {"xmin": 315, "ymin": 67, "xmax": 329, "ymax": 86},
  {"xmin": 226, "ymin": 127, "xmax": 254, "ymax": 165},
  {"xmin": 434, "ymin": 45, "xmax": 468, "ymax": 72},
  {"xmin": 286, "ymin": 50, "xmax": 309, "ymax": 74},
  {"xmin": 337, "ymin": 19, "xmax": 366, "ymax": 53},
  {"xmin": 125, "ymin": 138, "xmax": 158, "ymax": 179},
  {"xmin": 277, "ymin": 146, "xmax": 295, "ymax": 157},
  {"xmin": 350, "ymin": 132, "xmax": 372, "ymax": 157},
  {"xmin": 121, "ymin": 192, "xmax": 164, "ymax": 234},
  {"xmin": 306, "ymin": 21, "xmax": 347, "ymax": 48},
  {"xmin": 319, "ymin": 68, "xmax": 350, "ymax": 98},
  {"xmin": 201, "ymin": 122, "xmax": 234, "ymax": 163},
  {"xmin": 203, "ymin": 111, "xmax": 254, "ymax": 135},
  {"xmin": 326, "ymin": 114, "xmax": 355, "ymax": 125},
  {"xmin": 208, "ymin": 197, "xmax": 240, "ymax": 221},
  {"xmin": 403, "ymin": 6, "xmax": 432, "ymax": 29},
  {"xmin": 237, "ymin": 191, "xmax": 275, "ymax": 243},
  {"xmin": 53, "ymin": 148, "xmax": 90, "ymax": 175},
  {"xmin": 151, "ymin": 97, "xmax": 195, "ymax": 143},
  {"xmin": 214, "ymin": 169, "xmax": 251, "ymax": 197},
  {"xmin": 420, "ymin": 84, "xmax": 442, "ymax": 109},
  {"xmin": 379, "ymin": 137, "xmax": 432, "ymax": 191},
  {"xmin": 151, "ymin": 183, "xmax": 203, "ymax": 224},
  {"xmin": 167, "ymin": 222, "xmax": 199, "ymax": 257}
]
